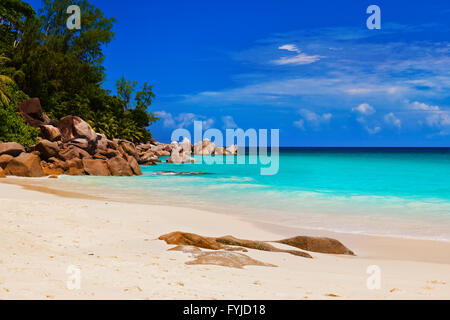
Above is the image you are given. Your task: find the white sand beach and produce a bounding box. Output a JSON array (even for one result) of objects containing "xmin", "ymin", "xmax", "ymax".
[{"xmin": 0, "ymin": 179, "xmax": 449, "ymax": 300}]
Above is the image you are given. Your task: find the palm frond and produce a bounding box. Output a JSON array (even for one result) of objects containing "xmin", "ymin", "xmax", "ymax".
[
  {"xmin": 0, "ymin": 75, "xmax": 14, "ymax": 84},
  {"xmin": 0, "ymin": 91, "xmax": 10, "ymax": 105}
]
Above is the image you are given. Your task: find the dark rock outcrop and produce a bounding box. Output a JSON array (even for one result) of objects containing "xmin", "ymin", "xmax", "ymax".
[
  {"xmin": 17, "ymin": 98, "xmax": 51, "ymax": 127},
  {"xmin": 0, "ymin": 142, "xmax": 25, "ymax": 157},
  {"xmin": 59, "ymin": 145, "xmax": 90, "ymax": 161},
  {"xmin": 33, "ymin": 139, "xmax": 59, "ymax": 160},
  {"xmin": 58, "ymin": 115, "xmax": 97, "ymax": 143},
  {"xmin": 40, "ymin": 125, "xmax": 61, "ymax": 141},
  {"xmin": 5, "ymin": 98, "xmax": 167, "ymax": 177}
]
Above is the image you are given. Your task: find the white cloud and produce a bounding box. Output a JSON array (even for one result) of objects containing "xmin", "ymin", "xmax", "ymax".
[
  {"xmin": 156, "ymin": 110, "xmax": 175, "ymax": 128},
  {"xmin": 352, "ymin": 103, "xmax": 376, "ymax": 115},
  {"xmin": 296, "ymin": 109, "xmax": 332, "ymax": 129},
  {"xmin": 346, "ymin": 86, "xmax": 404, "ymax": 95},
  {"xmin": 278, "ymin": 44, "xmax": 300, "ymax": 53},
  {"xmin": 222, "ymin": 115, "xmax": 238, "ymax": 129},
  {"xmin": 366, "ymin": 126, "xmax": 381, "ymax": 135},
  {"xmin": 155, "ymin": 111, "xmax": 214, "ymax": 129},
  {"xmin": 410, "ymin": 101, "xmax": 450, "ymax": 132},
  {"xmin": 293, "ymin": 119, "xmax": 305, "ymax": 130},
  {"xmin": 175, "ymin": 113, "xmax": 197, "ymax": 128},
  {"xmin": 411, "ymin": 101, "xmax": 440, "ymax": 111},
  {"xmin": 273, "ymin": 44, "xmax": 322, "ymax": 65},
  {"xmin": 273, "ymin": 53, "xmax": 322, "ymax": 65},
  {"xmin": 384, "ymin": 112, "xmax": 402, "ymax": 128},
  {"xmin": 353, "ymin": 105, "xmax": 382, "ymax": 134},
  {"xmin": 202, "ymin": 118, "xmax": 215, "ymax": 130}
]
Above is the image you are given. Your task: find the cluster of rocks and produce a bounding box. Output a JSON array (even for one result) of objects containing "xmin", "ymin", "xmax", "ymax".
[
  {"xmin": 1, "ymin": 98, "xmax": 167, "ymax": 178},
  {"xmin": 166, "ymin": 137, "xmax": 238, "ymax": 164},
  {"xmin": 159, "ymin": 231, "xmax": 355, "ymax": 257},
  {"xmin": 159, "ymin": 231, "xmax": 355, "ymax": 268},
  {"xmin": 0, "ymin": 98, "xmax": 241, "ymax": 178}
]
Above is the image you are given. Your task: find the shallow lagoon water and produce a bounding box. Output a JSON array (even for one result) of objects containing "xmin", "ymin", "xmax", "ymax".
[{"xmin": 63, "ymin": 148, "xmax": 450, "ymax": 241}]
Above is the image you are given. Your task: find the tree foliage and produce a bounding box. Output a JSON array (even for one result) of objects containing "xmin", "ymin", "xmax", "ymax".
[
  {"xmin": 0, "ymin": 55, "xmax": 38, "ymax": 148},
  {"xmin": 0, "ymin": 0, "xmax": 159, "ymax": 144}
]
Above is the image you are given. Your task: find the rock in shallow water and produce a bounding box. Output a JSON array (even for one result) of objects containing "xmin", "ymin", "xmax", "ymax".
[
  {"xmin": 106, "ymin": 157, "xmax": 133, "ymax": 176},
  {"xmin": 82, "ymin": 158, "xmax": 110, "ymax": 176},
  {"xmin": 152, "ymin": 171, "xmax": 212, "ymax": 176}
]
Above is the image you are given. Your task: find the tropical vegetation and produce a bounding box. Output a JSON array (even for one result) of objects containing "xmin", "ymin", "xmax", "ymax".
[{"xmin": 0, "ymin": 0, "xmax": 159, "ymax": 147}]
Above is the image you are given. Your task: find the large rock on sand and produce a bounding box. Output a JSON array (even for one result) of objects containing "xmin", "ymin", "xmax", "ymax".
[
  {"xmin": 82, "ymin": 158, "xmax": 110, "ymax": 176},
  {"xmin": 0, "ymin": 167, "xmax": 5, "ymax": 178},
  {"xmin": 106, "ymin": 157, "xmax": 133, "ymax": 176},
  {"xmin": 58, "ymin": 116, "xmax": 97, "ymax": 143},
  {"xmin": 127, "ymin": 156, "xmax": 142, "ymax": 175},
  {"xmin": 186, "ymin": 251, "xmax": 277, "ymax": 269},
  {"xmin": 4, "ymin": 153, "xmax": 45, "ymax": 177},
  {"xmin": 0, "ymin": 142, "xmax": 25, "ymax": 157},
  {"xmin": 159, "ymin": 232, "xmax": 226, "ymax": 250},
  {"xmin": 66, "ymin": 158, "xmax": 84, "ymax": 176},
  {"xmin": 277, "ymin": 236, "xmax": 355, "ymax": 255},
  {"xmin": 215, "ymin": 235, "xmax": 312, "ymax": 258},
  {"xmin": 159, "ymin": 232, "xmax": 312, "ymax": 258}
]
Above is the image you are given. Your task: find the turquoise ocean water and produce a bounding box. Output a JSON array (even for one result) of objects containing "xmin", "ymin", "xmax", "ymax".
[{"xmin": 62, "ymin": 148, "xmax": 450, "ymax": 241}]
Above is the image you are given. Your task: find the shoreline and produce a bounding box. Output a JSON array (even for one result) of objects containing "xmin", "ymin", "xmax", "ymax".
[
  {"xmin": 1, "ymin": 178, "xmax": 450, "ymax": 299},
  {"xmin": 2, "ymin": 177, "xmax": 450, "ymax": 265}
]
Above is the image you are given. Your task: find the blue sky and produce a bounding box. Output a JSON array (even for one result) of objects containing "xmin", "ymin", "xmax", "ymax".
[{"xmin": 28, "ymin": 0, "xmax": 450, "ymax": 146}]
